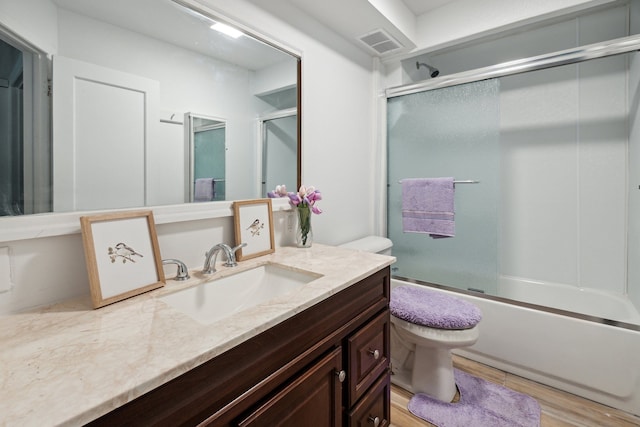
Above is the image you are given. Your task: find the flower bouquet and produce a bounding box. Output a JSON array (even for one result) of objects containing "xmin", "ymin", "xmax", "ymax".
[{"xmin": 268, "ymin": 185, "xmax": 322, "ymax": 247}]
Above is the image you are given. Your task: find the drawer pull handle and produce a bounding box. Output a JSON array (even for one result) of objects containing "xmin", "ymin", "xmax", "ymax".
[
  {"xmin": 368, "ymin": 416, "xmax": 381, "ymax": 427},
  {"xmin": 368, "ymin": 349, "xmax": 380, "ymax": 360},
  {"xmin": 336, "ymin": 370, "xmax": 346, "ymax": 383}
]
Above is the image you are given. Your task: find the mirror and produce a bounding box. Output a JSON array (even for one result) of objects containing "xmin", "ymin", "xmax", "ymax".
[{"xmin": 0, "ymin": 0, "xmax": 300, "ymax": 216}]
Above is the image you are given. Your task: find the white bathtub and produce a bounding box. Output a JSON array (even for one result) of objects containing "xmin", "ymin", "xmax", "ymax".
[
  {"xmin": 391, "ymin": 278, "xmax": 640, "ymax": 416},
  {"xmin": 498, "ymin": 275, "xmax": 640, "ymax": 325}
]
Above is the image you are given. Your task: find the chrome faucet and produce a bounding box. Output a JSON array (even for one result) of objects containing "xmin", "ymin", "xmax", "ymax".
[
  {"xmin": 162, "ymin": 258, "xmax": 190, "ymax": 281},
  {"xmin": 202, "ymin": 243, "xmax": 247, "ymax": 274}
]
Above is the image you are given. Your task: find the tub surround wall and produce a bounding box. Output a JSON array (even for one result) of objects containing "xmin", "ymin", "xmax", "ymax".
[
  {"xmin": 0, "ymin": 245, "xmax": 394, "ymax": 425},
  {"xmin": 629, "ymin": 1, "xmax": 640, "ymax": 315}
]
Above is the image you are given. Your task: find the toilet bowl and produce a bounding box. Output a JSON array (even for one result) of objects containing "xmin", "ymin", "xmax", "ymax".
[
  {"xmin": 389, "ymin": 285, "xmax": 481, "ymax": 402},
  {"xmin": 340, "ymin": 235, "xmax": 482, "ymax": 403}
]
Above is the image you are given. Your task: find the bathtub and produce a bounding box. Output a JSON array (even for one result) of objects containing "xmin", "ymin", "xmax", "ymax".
[
  {"xmin": 498, "ymin": 275, "xmax": 640, "ymax": 325},
  {"xmin": 391, "ymin": 278, "xmax": 640, "ymax": 416}
]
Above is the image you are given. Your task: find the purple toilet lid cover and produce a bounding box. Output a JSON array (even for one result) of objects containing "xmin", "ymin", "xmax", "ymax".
[{"xmin": 390, "ymin": 285, "xmax": 482, "ymax": 330}]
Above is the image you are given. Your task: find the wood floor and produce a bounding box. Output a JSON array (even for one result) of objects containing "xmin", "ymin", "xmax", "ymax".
[{"xmin": 390, "ymin": 355, "xmax": 640, "ymax": 427}]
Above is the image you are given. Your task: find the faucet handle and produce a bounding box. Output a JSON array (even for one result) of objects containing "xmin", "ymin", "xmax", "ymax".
[
  {"xmin": 232, "ymin": 242, "xmax": 248, "ymax": 253},
  {"xmin": 223, "ymin": 243, "xmax": 248, "ymax": 267},
  {"xmin": 162, "ymin": 259, "xmax": 190, "ymax": 281}
]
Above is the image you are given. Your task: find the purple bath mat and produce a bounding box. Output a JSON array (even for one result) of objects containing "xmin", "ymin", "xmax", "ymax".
[{"xmin": 408, "ymin": 369, "xmax": 541, "ymax": 427}]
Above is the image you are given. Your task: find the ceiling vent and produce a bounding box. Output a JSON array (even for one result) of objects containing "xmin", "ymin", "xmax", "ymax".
[{"xmin": 358, "ymin": 29, "xmax": 403, "ymax": 55}]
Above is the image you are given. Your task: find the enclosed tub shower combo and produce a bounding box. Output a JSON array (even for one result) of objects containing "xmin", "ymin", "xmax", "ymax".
[{"xmin": 384, "ymin": 17, "xmax": 640, "ymax": 415}]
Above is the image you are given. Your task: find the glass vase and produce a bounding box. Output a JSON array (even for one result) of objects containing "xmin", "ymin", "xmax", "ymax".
[{"xmin": 295, "ymin": 205, "xmax": 313, "ymax": 248}]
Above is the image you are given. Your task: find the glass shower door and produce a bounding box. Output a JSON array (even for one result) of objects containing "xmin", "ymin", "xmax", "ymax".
[{"xmin": 387, "ymin": 80, "xmax": 501, "ymax": 294}]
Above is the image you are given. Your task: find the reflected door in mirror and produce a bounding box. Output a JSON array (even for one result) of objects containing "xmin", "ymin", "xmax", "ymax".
[
  {"xmin": 53, "ymin": 56, "xmax": 159, "ymax": 212},
  {"xmin": 262, "ymin": 113, "xmax": 297, "ymax": 197}
]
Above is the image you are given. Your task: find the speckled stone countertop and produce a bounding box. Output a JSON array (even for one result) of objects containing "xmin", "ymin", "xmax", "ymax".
[{"xmin": 0, "ymin": 244, "xmax": 394, "ymax": 426}]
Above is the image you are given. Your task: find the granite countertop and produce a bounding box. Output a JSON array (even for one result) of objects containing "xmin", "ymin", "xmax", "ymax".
[{"xmin": 0, "ymin": 244, "xmax": 394, "ymax": 426}]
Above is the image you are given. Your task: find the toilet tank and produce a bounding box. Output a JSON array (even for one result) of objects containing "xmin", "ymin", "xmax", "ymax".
[{"xmin": 339, "ymin": 236, "xmax": 393, "ymax": 255}]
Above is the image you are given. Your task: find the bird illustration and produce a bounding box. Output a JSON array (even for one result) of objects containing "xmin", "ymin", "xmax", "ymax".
[
  {"xmin": 246, "ymin": 219, "xmax": 264, "ymax": 237},
  {"xmin": 108, "ymin": 242, "xmax": 144, "ymax": 263}
]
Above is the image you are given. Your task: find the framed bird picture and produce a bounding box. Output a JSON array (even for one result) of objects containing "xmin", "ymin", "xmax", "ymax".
[
  {"xmin": 233, "ymin": 199, "xmax": 275, "ymax": 261},
  {"xmin": 80, "ymin": 210, "xmax": 165, "ymax": 308}
]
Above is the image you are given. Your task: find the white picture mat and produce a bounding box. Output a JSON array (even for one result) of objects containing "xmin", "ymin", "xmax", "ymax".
[
  {"xmin": 91, "ymin": 217, "xmax": 159, "ymax": 298},
  {"xmin": 239, "ymin": 204, "xmax": 271, "ymax": 254}
]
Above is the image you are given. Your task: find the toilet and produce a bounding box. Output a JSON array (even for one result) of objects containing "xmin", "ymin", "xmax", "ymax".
[{"xmin": 340, "ymin": 236, "xmax": 482, "ymax": 403}]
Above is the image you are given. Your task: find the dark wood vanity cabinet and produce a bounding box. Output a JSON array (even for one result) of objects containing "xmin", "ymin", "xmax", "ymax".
[
  {"xmin": 87, "ymin": 266, "xmax": 391, "ymax": 427},
  {"xmin": 237, "ymin": 347, "xmax": 344, "ymax": 426}
]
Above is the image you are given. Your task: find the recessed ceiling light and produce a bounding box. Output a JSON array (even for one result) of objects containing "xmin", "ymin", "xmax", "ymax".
[{"xmin": 210, "ymin": 22, "xmax": 243, "ymax": 39}]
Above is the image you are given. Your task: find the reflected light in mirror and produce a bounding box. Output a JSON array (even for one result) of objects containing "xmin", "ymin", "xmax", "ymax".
[{"xmin": 210, "ymin": 22, "xmax": 244, "ymax": 39}]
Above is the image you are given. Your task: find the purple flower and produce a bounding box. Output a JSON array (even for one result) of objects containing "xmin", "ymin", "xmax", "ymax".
[
  {"xmin": 284, "ymin": 185, "xmax": 323, "ymax": 214},
  {"xmin": 267, "ymin": 185, "xmax": 289, "ymax": 198},
  {"xmin": 288, "ymin": 193, "xmax": 301, "ymax": 206}
]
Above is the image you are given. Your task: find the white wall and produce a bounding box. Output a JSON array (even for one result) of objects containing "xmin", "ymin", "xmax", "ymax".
[
  {"xmin": 414, "ymin": 0, "xmax": 615, "ymax": 51},
  {"xmin": 252, "ymin": 59, "xmax": 297, "ymax": 98},
  {"xmin": 0, "ymin": 0, "xmax": 58, "ymax": 53}
]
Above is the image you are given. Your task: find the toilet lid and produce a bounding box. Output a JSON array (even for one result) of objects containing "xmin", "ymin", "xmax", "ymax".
[{"xmin": 390, "ymin": 285, "xmax": 482, "ymax": 330}]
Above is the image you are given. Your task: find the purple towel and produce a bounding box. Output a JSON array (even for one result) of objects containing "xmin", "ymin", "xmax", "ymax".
[
  {"xmin": 401, "ymin": 177, "xmax": 455, "ymax": 238},
  {"xmin": 195, "ymin": 178, "xmax": 215, "ymax": 201}
]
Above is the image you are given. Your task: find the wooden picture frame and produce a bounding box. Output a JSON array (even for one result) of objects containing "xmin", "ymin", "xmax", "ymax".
[
  {"xmin": 233, "ymin": 198, "xmax": 275, "ymax": 261},
  {"xmin": 80, "ymin": 210, "xmax": 165, "ymax": 308}
]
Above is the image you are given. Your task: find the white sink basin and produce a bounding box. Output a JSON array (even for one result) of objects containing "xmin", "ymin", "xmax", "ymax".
[{"xmin": 160, "ymin": 263, "xmax": 321, "ymax": 325}]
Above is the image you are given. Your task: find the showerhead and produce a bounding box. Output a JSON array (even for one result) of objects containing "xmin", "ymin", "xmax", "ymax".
[{"xmin": 416, "ymin": 61, "xmax": 439, "ymax": 78}]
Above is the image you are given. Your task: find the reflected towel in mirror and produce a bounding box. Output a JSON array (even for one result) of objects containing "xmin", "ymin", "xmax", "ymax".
[{"xmin": 195, "ymin": 178, "xmax": 215, "ymax": 201}]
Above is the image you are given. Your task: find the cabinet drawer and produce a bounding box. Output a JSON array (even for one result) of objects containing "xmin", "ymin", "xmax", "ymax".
[
  {"xmin": 347, "ymin": 310, "xmax": 389, "ymax": 406},
  {"xmin": 348, "ymin": 371, "xmax": 390, "ymax": 427}
]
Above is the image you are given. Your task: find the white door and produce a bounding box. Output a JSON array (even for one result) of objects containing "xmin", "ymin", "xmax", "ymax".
[{"xmin": 52, "ymin": 55, "xmax": 159, "ymax": 212}]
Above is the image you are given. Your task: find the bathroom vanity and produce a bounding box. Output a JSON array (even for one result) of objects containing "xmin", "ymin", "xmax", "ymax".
[
  {"xmin": 0, "ymin": 244, "xmax": 393, "ymax": 426},
  {"xmin": 90, "ymin": 265, "xmax": 390, "ymax": 426}
]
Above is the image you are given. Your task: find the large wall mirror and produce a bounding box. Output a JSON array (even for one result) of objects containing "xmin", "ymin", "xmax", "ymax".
[{"xmin": 0, "ymin": 0, "xmax": 301, "ymax": 216}]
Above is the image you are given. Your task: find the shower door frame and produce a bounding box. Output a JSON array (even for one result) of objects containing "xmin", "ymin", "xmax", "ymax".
[
  {"xmin": 387, "ymin": 34, "xmax": 640, "ymax": 98},
  {"xmin": 383, "ymin": 33, "xmax": 640, "ymax": 332}
]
